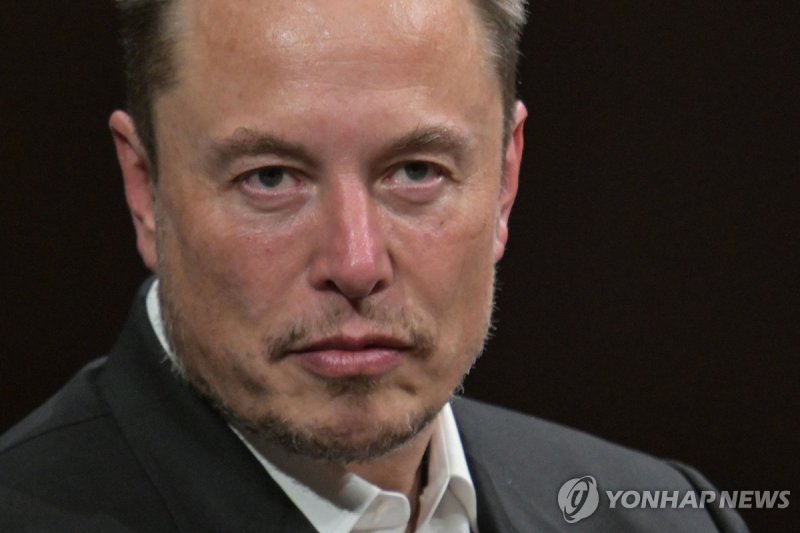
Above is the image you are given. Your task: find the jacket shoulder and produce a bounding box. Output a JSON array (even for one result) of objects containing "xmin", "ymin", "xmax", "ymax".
[
  {"xmin": 452, "ymin": 397, "xmax": 690, "ymax": 486},
  {"xmin": 0, "ymin": 357, "xmax": 175, "ymax": 532},
  {"xmin": 451, "ymin": 397, "xmax": 749, "ymax": 532},
  {"xmin": 0, "ymin": 357, "xmax": 111, "ymax": 454}
]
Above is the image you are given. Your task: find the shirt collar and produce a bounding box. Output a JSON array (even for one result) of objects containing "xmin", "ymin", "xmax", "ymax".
[
  {"xmin": 231, "ymin": 405, "xmax": 477, "ymax": 533},
  {"xmin": 146, "ymin": 279, "xmax": 477, "ymax": 532},
  {"xmin": 145, "ymin": 279, "xmax": 171, "ymax": 362}
]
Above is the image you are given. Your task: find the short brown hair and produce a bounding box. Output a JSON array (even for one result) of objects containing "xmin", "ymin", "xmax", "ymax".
[{"xmin": 115, "ymin": 0, "xmax": 528, "ymax": 170}]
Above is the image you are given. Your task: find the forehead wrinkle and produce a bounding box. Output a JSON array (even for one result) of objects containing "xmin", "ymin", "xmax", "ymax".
[{"xmin": 205, "ymin": 123, "xmax": 474, "ymax": 172}]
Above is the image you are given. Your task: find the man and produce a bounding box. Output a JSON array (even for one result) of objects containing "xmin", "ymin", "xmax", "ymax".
[{"xmin": 0, "ymin": 0, "xmax": 748, "ymax": 531}]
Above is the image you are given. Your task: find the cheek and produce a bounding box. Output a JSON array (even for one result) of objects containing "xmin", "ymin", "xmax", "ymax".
[
  {"xmin": 390, "ymin": 192, "xmax": 498, "ymax": 326},
  {"xmin": 155, "ymin": 190, "xmax": 308, "ymax": 324}
]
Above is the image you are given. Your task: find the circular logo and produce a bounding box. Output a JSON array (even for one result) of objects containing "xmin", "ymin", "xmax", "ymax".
[{"xmin": 558, "ymin": 475, "xmax": 600, "ymax": 523}]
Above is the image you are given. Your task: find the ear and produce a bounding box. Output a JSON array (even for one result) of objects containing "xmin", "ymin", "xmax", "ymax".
[
  {"xmin": 109, "ymin": 110, "xmax": 158, "ymax": 271},
  {"xmin": 494, "ymin": 101, "xmax": 527, "ymax": 262}
]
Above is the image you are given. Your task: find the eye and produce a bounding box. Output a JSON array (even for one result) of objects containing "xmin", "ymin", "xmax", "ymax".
[
  {"xmin": 241, "ymin": 166, "xmax": 299, "ymax": 190},
  {"xmin": 383, "ymin": 161, "xmax": 447, "ymax": 204},
  {"xmin": 388, "ymin": 162, "xmax": 444, "ymax": 185}
]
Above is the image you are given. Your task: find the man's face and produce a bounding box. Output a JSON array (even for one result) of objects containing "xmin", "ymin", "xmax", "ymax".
[{"xmin": 117, "ymin": 0, "xmax": 524, "ymax": 461}]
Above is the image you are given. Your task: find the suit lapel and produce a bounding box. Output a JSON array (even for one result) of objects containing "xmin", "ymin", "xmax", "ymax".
[
  {"xmin": 467, "ymin": 454, "xmax": 518, "ymax": 533},
  {"xmin": 454, "ymin": 399, "xmax": 566, "ymax": 533},
  {"xmin": 98, "ymin": 282, "xmax": 317, "ymax": 533}
]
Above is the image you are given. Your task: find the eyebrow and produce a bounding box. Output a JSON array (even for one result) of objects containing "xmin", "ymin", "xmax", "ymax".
[
  {"xmin": 206, "ymin": 128, "xmax": 318, "ymax": 172},
  {"xmin": 205, "ymin": 124, "xmax": 473, "ymax": 173},
  {"xmin": 382, "ymin": 125, "xmax": 473, "ymax": 163}
]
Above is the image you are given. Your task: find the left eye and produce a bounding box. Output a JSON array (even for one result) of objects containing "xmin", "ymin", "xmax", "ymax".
[{"xmin": 390, "ymin": 162, "xmax": 442, "ymax": 184}]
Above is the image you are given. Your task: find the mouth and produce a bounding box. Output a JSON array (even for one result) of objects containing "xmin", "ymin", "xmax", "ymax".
[{"xmin": 287, "ymin": 335, "xmax": 411, "ymax": 379}]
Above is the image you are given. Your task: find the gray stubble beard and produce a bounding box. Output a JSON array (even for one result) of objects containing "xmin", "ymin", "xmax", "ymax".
[{"xmin": 157, "ymin": 270, "xmax": 497, "ymax": 465}]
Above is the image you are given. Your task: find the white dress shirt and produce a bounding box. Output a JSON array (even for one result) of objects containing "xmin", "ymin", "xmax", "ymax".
[{"xmin": 146, "ymin": 280, "xmax": 478, "ymax": 532}]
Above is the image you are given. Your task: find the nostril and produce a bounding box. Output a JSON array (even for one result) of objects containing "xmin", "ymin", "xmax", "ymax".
[{"xmin": 325, "ymin": 263, "xmax": 386, "ymax": 300}]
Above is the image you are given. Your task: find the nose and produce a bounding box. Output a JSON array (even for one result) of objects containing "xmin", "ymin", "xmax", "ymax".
[{"xmin": 308, "ymin": 178, "xmax": 392, "ymax": 300}]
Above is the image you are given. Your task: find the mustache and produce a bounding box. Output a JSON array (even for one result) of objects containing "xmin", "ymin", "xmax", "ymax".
[{"xmin": 264, "ymin": 302, "xmax": 436, "ymax": 361}]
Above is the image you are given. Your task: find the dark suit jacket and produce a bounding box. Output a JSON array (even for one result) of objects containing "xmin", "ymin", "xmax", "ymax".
[{"xmin": 1, "ymin": 282, "xmax": 748, "ymax": 532}]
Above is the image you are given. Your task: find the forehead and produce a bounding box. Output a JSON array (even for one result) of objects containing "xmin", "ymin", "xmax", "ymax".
[
  {"xmin": 155, "ymin": 0, "xmax": 504, "ymax": 162},
  {"xmin": 184, "ymin": 0, "xmax": 472, "ymax": 46},
  {"xmin": 170, "ymin": 0, "xmax": 492, "ymax": 90}
]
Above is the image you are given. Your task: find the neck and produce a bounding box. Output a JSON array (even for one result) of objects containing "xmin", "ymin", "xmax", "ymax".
[{"xmin": 346, "ymin": 423, "xmax": 434, "ymax": 510}]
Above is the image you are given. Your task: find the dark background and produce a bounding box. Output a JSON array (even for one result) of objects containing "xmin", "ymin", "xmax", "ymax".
[{"xmin": 1, "ymin": 2, "xmax": 796, "ymax": 531}]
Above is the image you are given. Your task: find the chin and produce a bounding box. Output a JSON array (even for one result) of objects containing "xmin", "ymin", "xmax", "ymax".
[
  {"xmin": 172, "ymin": 348, "xmax": 442, "ymax": 463},
  {"xmin": 232, "ymin": 389, "xmax": 445, "ymax": 464}
]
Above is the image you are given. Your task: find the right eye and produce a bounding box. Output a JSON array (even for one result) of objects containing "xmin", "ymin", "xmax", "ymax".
[
  {"xmin": 235, "ymin": 166, "xmax": 309, "ymax": 209},
  {"xmin": 240, "ymin": 167, "xmax": 300, "ymax": 191}
]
